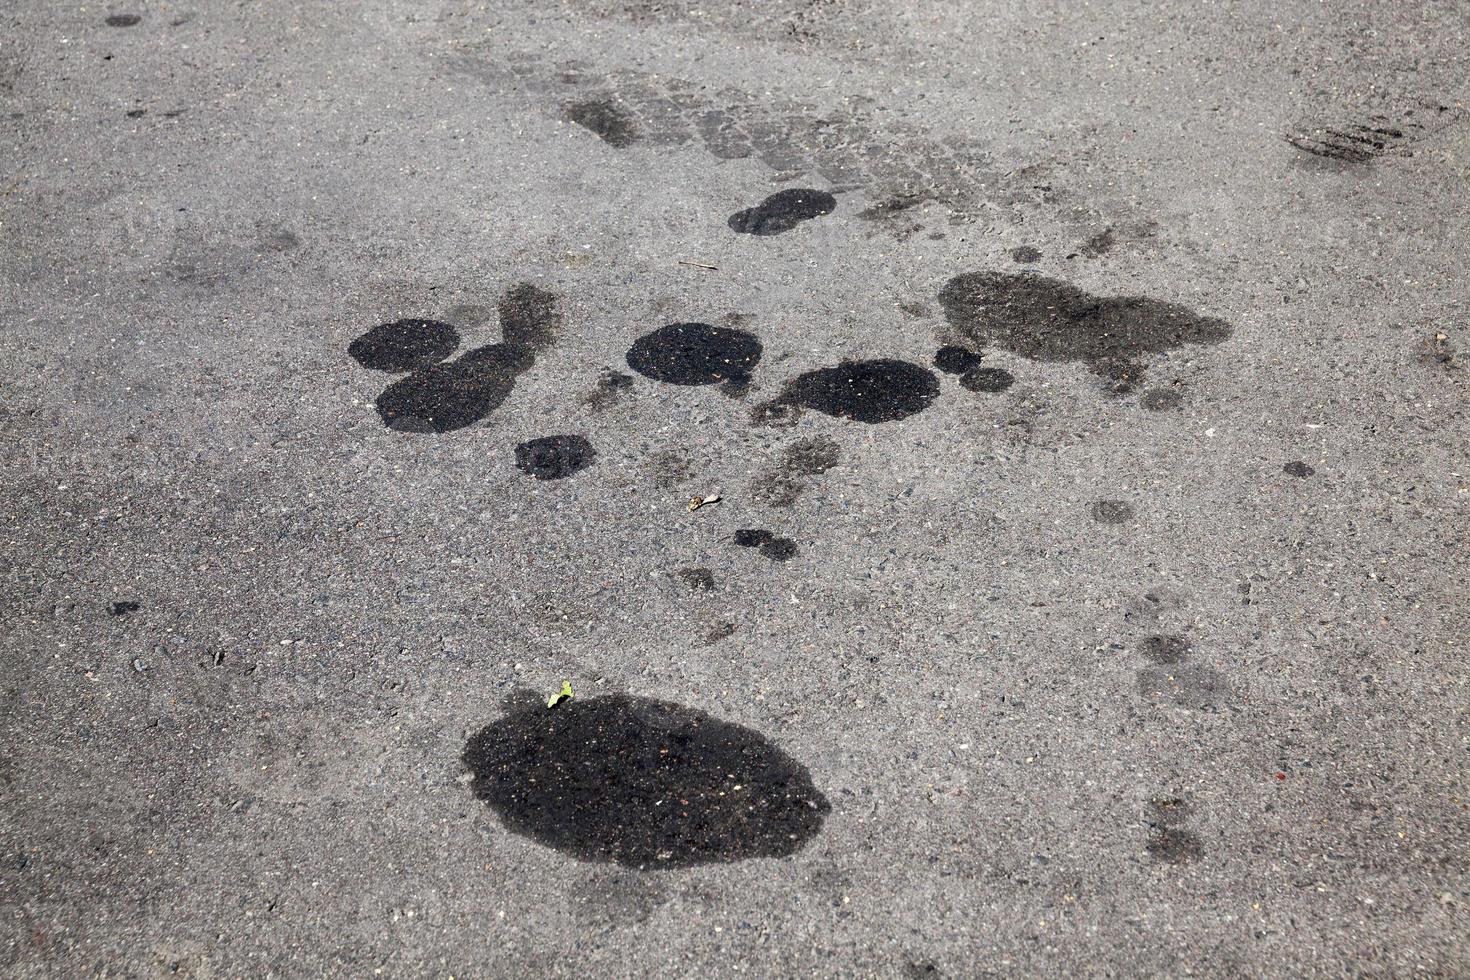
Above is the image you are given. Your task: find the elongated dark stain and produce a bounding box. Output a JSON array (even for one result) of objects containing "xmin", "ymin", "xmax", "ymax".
[
  {"xmin": 734, "ymin": 528, "xmax": 799, "ymax": 562},
  {"xmin": 729, "ymin": 188, "xmax": 836, "ymax": 236},
  {"xmin": 626, "ymin": 322, "xmax": 762, "ymax": 387},
  {"xmin": 109, "ymin": 601, "xmax": 141, "ymax": 617},
  {"xmin": 515, "ymin": 435, "xmax": 595, "ymax": 480},
  {"xmin": 762, "ymin": 359, "xmax": 938, "ymax": 424},
  {"xmin": 938, "ymin": 271, "xmax": 1232, "ymax": 392},
  {"xmin": 106, "ymin": 13, "xmax": 142, "ymax": 27},
  {"xmin": 462, "ymin": 694, "xmax": 830, "ymax": 868},
  {"xmin": 349, "ymin": 319, "xmax": 460, "ymax": 372},
  {"xmin": 565, "ymin": 99, "xmax": 639, "ymax": 147}
]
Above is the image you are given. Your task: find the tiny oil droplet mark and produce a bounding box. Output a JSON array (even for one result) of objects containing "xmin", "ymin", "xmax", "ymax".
[
  {"xmin": 514, "ymin": 435, "xmax": 596, "ymax": 480},
  {"xmin": 106, "ymin": 13, "xmax": 142, "ymax": 27},
  {"xmin": 677, "ymin": 567, "xmax": 716, "ymax": 591},
  {"xmin": 1283, "ymin": 461, "xmax": 1315, "ymax": 478},
  {"xmin": 728, "ymin": 188, "xmax": 837, "ymax": 236},
  {"xmin": 1138, "ymin": 635, "xmax": 1191, "ymax": 665},
  {"xmin": 109, "ymin": 601, "xmax": 141, "ymax": 616},
  {"xmin": 1011, "ymin": 245, "xmax": 1042, "ymax": 263}
]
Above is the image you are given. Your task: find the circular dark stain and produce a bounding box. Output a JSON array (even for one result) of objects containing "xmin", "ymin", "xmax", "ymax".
[
  {"xmin": 1011, "ymin": 245, "xmax": 1042, "ymax": 263},
  {"xmin": 761, "ymin": 538, "xmax": 798, "ymax": 562},
  {"xmin": 1141, "ymin": 387, "xmax": 1184, "ymax": 411},
  {"xmin": 106, "ymin": 13, "xmax": 142, "ymax": 26},
  {"xmin": 734, "ymin": 529, "xmax": 775, "ymax": 547},
  {"xmin": 959, "ymin": 366, "xmax": 1015, "ymax": 394},
  {"xmin": 462, "ymin": 694, "xmax": 830, "ymax": 868},
  {"xmin": 349, "ymin": 319, "xmax": 460, "ymax": 373},
  {"xmin": 515, "ymin": 435, "xmax": 596, "ymax": 480},
  {"xmin": 772, "ymin": 359, "xmax": 939, "ymax": 424},
  {"xmin": 625, "ymin": 322, "xmax": 762, "ymax": 387},
  {"xmin": 933, "ymin": 346, "xmax": 983, "ymax": 375},
  {"xmin": 1283, "ymin": 461, "xmax": 1315, "ymax": 478},
  {"xmin": 728, "ymin": 188, "xmax": 837, "ymax": 236},
  {"xmin": 376, "ymin": 344, "xmax": 532, "ymax": 433},
  {"xmin": 1090, "ymin": 499, "xmax": 1134, "ymax": 524},
  {"xmin": 1139, "ymin": 634, "xmax": 1191, "ymax": 665}
]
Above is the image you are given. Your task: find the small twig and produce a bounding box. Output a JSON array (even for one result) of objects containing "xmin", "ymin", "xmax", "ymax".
[{"xmin": 677, "ymin": 260, "xmax": 719, "ymax": 271}]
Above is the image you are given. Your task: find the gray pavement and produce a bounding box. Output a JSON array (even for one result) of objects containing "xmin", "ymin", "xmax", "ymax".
[{"xmin": 2, "ymin": 1, "xmax": 1468, "ymax": 976}]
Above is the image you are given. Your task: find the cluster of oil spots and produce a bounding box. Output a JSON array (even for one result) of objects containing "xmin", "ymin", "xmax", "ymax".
[{"xmin": 1145, "ymin": 797, "xmax": 1204, "ymax": 865}]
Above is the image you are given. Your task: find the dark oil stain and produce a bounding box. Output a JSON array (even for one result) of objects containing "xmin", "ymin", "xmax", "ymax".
[
  {"xmin": 702, "ymin": 622, "xmax": 737, "ymax": 644},
  {"xmin": 1079, "ymin": 228, "xmax": 1117, "ymax": 257},
  {"xmin": 1090, "ymin": 500, "xmax": 1133, "ymax": 524},
  {"xmin": 1139, "ymin": 635, "xmax": 1191, "ymax": 665},
  {"xmin": 515, "ymin": 435, "xmax": 596, "ymax": 480},
  {"xmin": 857, "ymin": 192, "xmax": 933, "ymax": 221},
  {"xmin": 348, "ymin": 319, "xmax": 460, "ymax": 373},
  {"xmin": 762, "ymin": 359, "xmax": 938, "ymax": 424},
  {"xmin": 1146, "ymin": 828, "xmax": 1204, "ymax": 865},
  {"xmin": 734, "ymin": 529, "xmax": 799, "ymax": 562},
  {"xmin": 959, "ymin": 366, "xmax": 1015, "ymax": 394},
  {"xmin": 751, "ymin": 436, "xmax": 840, "ymax": 507},
  {"xmin": 1286, "ymin": 122, "xmax": 1409, "ymax": 163},
  {"xmin": 645, "ymin": 449, "xmax": 693, "ymax": 488},
  {"xmin": 498, "ymin": 282, "xmax": 562, "ymax": 352},
  {"xmin": 585, "ymin": 368, "xmax": 635, "ymax": 410},
  {"xmin": 678, "ymin": 567, "xmax": 716, "ymax": 591},
  {"xmin": 105, "ymin": 13, "xmax": 141, "ymax": 27},
  {"xmin": 109, "ymin": 601, "xmax": 141, "ymax": 616},
  {"xmin": 728, "ymin": 188, "xmax": 837, "ymax": 236},
  {"xmin": 1283, "ymin": 461, "xmax": 1315, "ymax": 478},
  {"xmin": 462, "ymin": 694, "xmax": 830, "ymax": 868},
  {"xmin": 1141, "ymin": 387, "xmax": 1183, "ymax": 411},
  {"xmin": 938, "ymin": 271, "xmax": 1232, "ymax": 392},
  {"xmin": 376, "ymin": 344, "xmax": 532, "ymax": 433},
  {"xmin": 125, "ymin": 108, "xmax": 146, "ymax": 118},
  {"xmin": 565, "ymin": 99, "xmax": 639, "ymax": 147},
  {"xmin": 898, "ymin": 302, "xmax": 930, "ymax": 319},
  {"xmin": 626, "ymin": 322, "xmax": 762, "ymax": 387},
  {"xmin": 1011, "ymin": 245, "xmax": 1041, "ymax": 263},
  {"xmin": 905, "ymin": 961, "xmax": 945, "ymax": 979},
  {"xmin": 932, "ymin": 346, "xmax": 982, "ymax": 376}
]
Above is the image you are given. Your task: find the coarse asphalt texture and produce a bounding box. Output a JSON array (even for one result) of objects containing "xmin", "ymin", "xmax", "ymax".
[{"xmin": 2, "ymin": 1, "xmax": 1468, "ymax": 976}]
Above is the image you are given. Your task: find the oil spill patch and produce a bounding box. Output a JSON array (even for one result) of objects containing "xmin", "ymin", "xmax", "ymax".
[
  {"xmin": 565, "ymin": 99, "xmax": 639, "ymax": 147},
  {"xmin": 349, "ymin": 283, "xmax": 561, "ymax": 433},
  {"xmin": 938, "ymin": 271, "xmax": 1232, "ymax": 394},
  {"xmin": 751, "ymin": 436, "xmax": 840, "ymax": 507},
  {"xmin": 1136, "ymin": 663, "xmax": 1228, "ymax": 711},
  {"xmin": 933, "ymin": 346, "xmax": 982, "ymax": 375},
  {"xmin": 1145, "ymin": 797, "xmax": 1204, "ymax": 865},
  {"xmin": 109, "ymin": 601, "xmax": 141, "ymax": 617},
  {"xmin": 1283, "ymin": 461, "xmax": 1315, "ymax": 478},
  {"xmin": 729, "ymin": 188, "xmax": 836, "ymax": 236},
  {"xmin": 1284, "ymin": 104, "xmax": 1460, "ymax": 164},
  {"xmin": 734, "ymin": 528, "xmax": 799, "ymax": 562},
  {"xmin": 462, "ymin": 694, "xmax": 830, "ymax": 868},
  {"xmin": 760, "ymin": 359, "xmax": 939, "ymax": 424},
  {"xmin": 1011, "ymin": 245, "xmax": 1041, "ymax": 263},
  {"xmin": 106, "ymin": 13, "xmax": 142, "ymax": 27},
  {"xmin": 626, "ymin": 322, "xmax": 762, "ymax": 387},
  {"xmin": 515, "ymin": 435, "xmax": 596, "ymax": 480},
  {"xmin": 1141, "ymin": 387, "xmax": 1184, "ymax": 411}
]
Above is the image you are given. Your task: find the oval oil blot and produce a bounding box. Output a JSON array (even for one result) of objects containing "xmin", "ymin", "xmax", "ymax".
[
  {"xmin": 348, "ymin": 319, "xmax": 460, "ymax": 373},
  {"xmin": 375, "ymin": 344, "xmax": 532, "ymax": 433},
  {"xmin": 933, "ymin": 346, "xmax": 982, "ymax": 375},
  {"xmin": 938, "ymin": 271, "xmax": 1232, "ymax": 390},
  {"xmin": 1284, "ymin": 461, "xmax": 1315, "ymax": 478},
  {"xmin": 769, "ymin": 359, "xmax": 938, "ymax": 424},
  {"xmin": 959, "ymin": 366, "xmax": 1015, "ymax": 394},
  {"xmin": 728, "ymin": 188, "xmax": 837, "ymax": 236},
  {"xmin": 515, "ymin": 435, "xmax": 595, "ymax": 480},
  {"xmin": 626, "ymin": 322, "xmax": 762, "ymax": 386},
  {"xmin": 462, "ymin": 694, "xmax": 830, "ymax": 868}
]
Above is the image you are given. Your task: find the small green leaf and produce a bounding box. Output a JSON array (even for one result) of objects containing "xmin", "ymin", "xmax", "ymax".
[{"xmin": 546, "ymin": 681, "xmax": 574, "ymax": 709}]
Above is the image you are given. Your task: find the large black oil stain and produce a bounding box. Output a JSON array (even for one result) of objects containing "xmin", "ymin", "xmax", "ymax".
[
  {"xmin": 937, "ymin": 271, "xmax": 1232, "ymax": 393},
  {"xmin": 625, "ymin": 322, "xmax": 762, "ymax": 387},
  {"xmin": 728, "ymin": 189, "xmax": 836, "ymax": 236},
  {"xmin": 349, "ymin": 283, "xmax": 562, "ymax": 434},
  {"xmin": 761, "ymin": 359, "xmax": 938, "ymax": 424},
  {"xmin": 565, "ymin": 99, "xmax": 639, "ymax": 148},
  {"xmin": 515, "ymin": 435, "xmax": 595, "ymax": 480},
  {"xmin": 462, "ymin": 694, "xmax": 830, "ymax": 868}
]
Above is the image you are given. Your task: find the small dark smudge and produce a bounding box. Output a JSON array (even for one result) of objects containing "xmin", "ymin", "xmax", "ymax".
[
  {"xmin": 124, "ymin": 108, "xmax": 147, "ymax": 118},
  {"xmin": 728, "ymin": 188, "xmax": 836, "ymax": 236},
  {"xmin": 938, "ymin": 271, "xmax": 1232, "ymax": 391},
  {"xmin": 1079, "ymin": 228, "xmax": 1117, "ymax": 257},
  {"xmin": 1090, "ymin": 500, "xmax": 1134, "ymax": 524},
  {"xmin": 752, "ymin": 436, "xmax": 840, "ymax": 507},
  {"xmin": 702, "ymin": 622, "xmax": 737, "ymax": 644},
  {"xmin": 626, "ymin": 322, "xmax": 762, "ymax": 387},
  {"xmin": 348, "ymin": 319, "xmax": 460, "ymax": 373},
  {"xmin": 257, "ymin": 226, "xmax": 299, "ymax": 252},
  {"xmin": 761, "ymin": 538, "xmax": 798, "ymax": 562},
  {"xmin": 1011, "ymin": 245, "xmax": 1042, "ymax": 263},
  {"xmin": 161, "ymin": 109, "xmax": 185, "ymax": 118},
  {"xmin": 645, "ymin": 449, "xmax": 693, "ymax": 488},
  {"xmin": 764, "ymin": 359, "xmax": 938, "ymax": 424},
  {"xmin": 1139, "ymin": 635, "xmax": 1191, "ymax": 665},
  {"xmin": 461, "ymin": 694, "xmax": 830, "ymax": 868},
  {"xmin": 585, "ymin": 368, "xmax": 635, "ymax": 410},
  {"xmin": 1141, "ymin": 387, "xmax": 1184, "ymax": 411},
  {"xmin": 905, "ymin": 961, "xmax": 944, "ymax": 979},
  {"xmin": 1284, "ymin": 461, "xmax": 1315, "ymax": 478},
  {"xmin": 1146, "ymin": 827, "xmax": 1204, "ymax": 865},
  {"xmin": 933, "ymin": 346, "xmax": 983, "ymax": 375},
  {"xmin": 498, "ymin": 282, "xmax": 562, "ymax": 352},
  {"xmin": 109, "ymin": 601, "xmax": 141, "ymax": 616},
  {"xmin": 564, "ymin": 99, "xmax": 639, "ymax": 148},
  {"xmin": 898, "ymin": 302, "xmax": 930, "ymax": 319},
  {"xmin": 515, "ymin": 435, "xmax": 596, "ymax": 480},
  {"xmin": 376, "ymin": 344, "xmax": 532, "ymax": 433},
  {"xmin": 677, "ymin": 567, "xmax": 716, "ymax": 591},
  {"xmin": 959, "ymin": 366, "xmax": 1015, "ymax": 394},
  {"xmin": 857, "ymin": 192, "xmax": 931, "ymax": 221},
  {"xmin": 734, "ymin": 529, "xmax": 775, "ymax": 547},
  {"xmin": 750, "ymin": 400, "xmax": 803, "ymax": 428},
  {"xmin": 105, "ymin": 13, "xmax": 141, "ymax": 27}
]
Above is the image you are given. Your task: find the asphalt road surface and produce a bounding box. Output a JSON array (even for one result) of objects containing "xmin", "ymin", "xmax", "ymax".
[{"xmin": 3, "ymin": 1, "xmax": 1468, "ymax": 976}]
